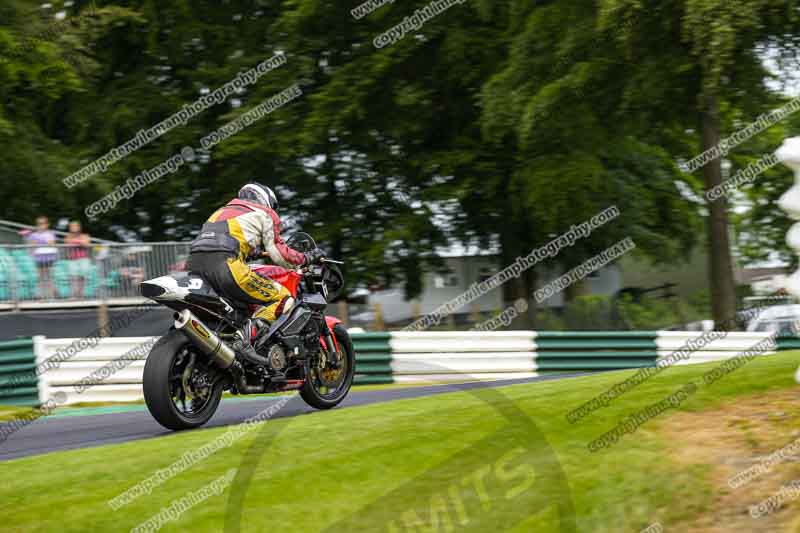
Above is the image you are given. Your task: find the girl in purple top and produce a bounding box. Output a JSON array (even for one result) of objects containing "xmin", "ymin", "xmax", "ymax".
[{"xmin": 23, "ymin": 216, "xmax": 58, "ymax": 298}]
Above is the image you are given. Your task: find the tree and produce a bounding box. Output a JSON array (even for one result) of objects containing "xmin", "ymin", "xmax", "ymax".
[
  {"xmin": 0, "ymin": 1, "xmax": 143, "ymax": 224},
  {"xmin": 472, "ymin": 1, "xmax": 701, "ymax": 325},
  {"xmin": 480, "ymin": 0, "xmax": 800, "ymax": 327},
  {"xmin": 253, "ymin": 1, "xmax": 701, "ymax": 325}
]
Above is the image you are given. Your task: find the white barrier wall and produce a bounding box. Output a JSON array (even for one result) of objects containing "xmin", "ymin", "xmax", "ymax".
[
  {"xmin": 35, "ymin": 336, "xmax": 155, "ymax": 405},
  {"xmin": 389, "ymin": 331, "xmax": 537, "ymax": 383},
  {"xmin": 654, "ymin": 331, "xmax": 777, "ymax": 366}
]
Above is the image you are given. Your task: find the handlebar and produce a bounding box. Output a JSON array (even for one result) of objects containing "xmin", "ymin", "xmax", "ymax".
[{"xmin": 259, "ymin": 252, "xmax": 344, "ymax": 266}]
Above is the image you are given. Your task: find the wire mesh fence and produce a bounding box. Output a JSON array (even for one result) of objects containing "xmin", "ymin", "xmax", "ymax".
[{"xmin": 0, "ymin": 243, "xmax": 190, "ymax": 303}]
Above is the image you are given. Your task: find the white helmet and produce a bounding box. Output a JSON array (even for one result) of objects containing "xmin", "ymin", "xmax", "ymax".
[{"xmin": 238, "ymin": 183, "xmax": 278, "ymax": 210}]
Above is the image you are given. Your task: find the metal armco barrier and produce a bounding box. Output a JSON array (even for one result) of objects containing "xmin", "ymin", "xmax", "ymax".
[
  {"xmin": 12, "ymin": 330, "xmax": 794, "ymax": 406},
  {"xmin": 0, "ymin": 338, "xmax": 38, "ymax": 406}
]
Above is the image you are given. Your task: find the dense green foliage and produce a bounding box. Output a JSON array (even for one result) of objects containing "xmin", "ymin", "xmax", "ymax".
[{"xmin": 529, "ymin": 292, "xmax": 711, "ymax": 330}]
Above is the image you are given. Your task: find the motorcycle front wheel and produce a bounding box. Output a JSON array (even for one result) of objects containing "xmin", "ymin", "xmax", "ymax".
[{"xmin": 300, "ymin": 324, "xmax": 355, "ymax": 409}]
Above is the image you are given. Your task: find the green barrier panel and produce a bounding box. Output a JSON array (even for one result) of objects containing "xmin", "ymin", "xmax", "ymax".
[
  {"xmin": 535, "ymin": 331, "xmax": 659, "ymax": 371},
  {"xmin": 536, "ymin": 360, "xmax": 655, "ymax": 370},
  {"xmin": 352, "ymin": 375, "xmax": 394, "ymax": 385},
  {"xmin": 354, "ymin": 355, "xmax": 393, "ymax": 363},
  {"xmin": 0, "ymin": 339, "xmax": 39, "ymax": 406},
  {"xmin": 776, "ymin": 337, "xmax": 800, "ymax": 350},
  {"xmin": 351, "ymin": 363, "xmax": 395, "ymax": 374},
  {"xmin": 352, "ymin": 332, "xmax": 393, "ymax": 385},
  {"xmin": 535, "ymin": 339, "xmax": 658, "ymax": 350},
  {"xmin": 536, "ymin": 331, "xmax": 659, "ymax": 338},
  {"xmin": 535, "ymin": 351, "xmax": 659, "ymax": 358},
  {"xmin": 351, "ymin": 341, "xmax": 394, "ymax": 352}
]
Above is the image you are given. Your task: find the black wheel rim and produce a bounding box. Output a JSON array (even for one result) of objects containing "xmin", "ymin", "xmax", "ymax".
[{"xmin": 169, "ymin": 345, "xmax": 215, "ymax": 417}]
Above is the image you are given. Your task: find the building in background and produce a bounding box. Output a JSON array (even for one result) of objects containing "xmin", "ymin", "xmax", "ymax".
[{"xmin": 363, "ymin": 247, "xmax": 624, "ymax": 325}]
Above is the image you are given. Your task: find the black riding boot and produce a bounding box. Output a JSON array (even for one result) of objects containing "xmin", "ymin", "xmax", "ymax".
[{"xmin": 231, "ymin": 320, "xmax": 286, "ymax": 382}]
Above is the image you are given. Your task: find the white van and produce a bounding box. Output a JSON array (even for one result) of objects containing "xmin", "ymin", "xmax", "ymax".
[{"xmin": 746, "ymin": 304, "xmax": 800, "ymax": 336}]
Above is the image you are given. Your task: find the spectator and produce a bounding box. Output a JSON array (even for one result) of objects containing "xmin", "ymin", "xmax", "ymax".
[
  {"xmin": 64, "ymin": 221, "xmax": 91, "ymax": 298},
  {"xmin": 119, "ymin": 251, "xmax": 144, "ymax": 294},
  {"xmin": 22, "ymin": 216, "xmax": 58, "ymax": 299}
]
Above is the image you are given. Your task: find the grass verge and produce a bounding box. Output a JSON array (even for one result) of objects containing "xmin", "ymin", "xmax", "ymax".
[
  {"xmin": 0, "ymin": 406, "xmax": 35, "ymax": 422},
  {"xmin": 1, "ymin": 351, "xmax": 798, "ymax": 532}
]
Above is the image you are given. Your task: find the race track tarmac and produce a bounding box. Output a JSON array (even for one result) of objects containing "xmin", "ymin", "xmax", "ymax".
[{"xmin": 0, "ymin": 373, "xmax": 590, "ymax": 462}]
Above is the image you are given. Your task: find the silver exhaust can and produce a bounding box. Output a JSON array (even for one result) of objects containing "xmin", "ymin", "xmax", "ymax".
[{"xmin": 174, "ymin": 310, "xmax": 236, "ymax": 369}]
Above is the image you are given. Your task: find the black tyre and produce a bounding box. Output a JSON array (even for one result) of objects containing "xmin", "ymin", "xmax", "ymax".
[
  {"xmin": 143, "ymin": 329, "xmax": 223, "ymax": 430},
  {"xmin": 300, "ymin": 324, "xmax": 355, "ymax": 409}
]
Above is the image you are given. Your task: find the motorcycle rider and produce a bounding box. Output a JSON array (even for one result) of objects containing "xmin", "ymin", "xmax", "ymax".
[{"xmin": 188, "ymin": 183, "xmax": 324, "ymax": 361}]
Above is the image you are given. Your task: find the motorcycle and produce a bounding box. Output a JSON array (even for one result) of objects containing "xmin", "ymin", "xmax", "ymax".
[{"xmin": 139, "ymin": 233, "xmax": 354, "ymax": 430}]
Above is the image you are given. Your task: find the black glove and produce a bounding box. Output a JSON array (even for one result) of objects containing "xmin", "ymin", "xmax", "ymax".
[{"xmin": 304, "ymin": 248, "xmax": 326, "ymax": 266}]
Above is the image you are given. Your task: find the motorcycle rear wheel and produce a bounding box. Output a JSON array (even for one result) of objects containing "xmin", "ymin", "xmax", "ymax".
[{"xmin": 143, "ymin": 329, "xmax": 223, "ymax": 430}]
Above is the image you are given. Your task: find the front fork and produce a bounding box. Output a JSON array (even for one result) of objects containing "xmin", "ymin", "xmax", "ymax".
[{"xmin": 321, "ymin": 324, "xmax": 341, "ymax": 368}]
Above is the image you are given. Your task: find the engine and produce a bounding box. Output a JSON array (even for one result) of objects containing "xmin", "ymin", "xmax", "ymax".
[{"xmin": 267, "ymin": 344, "xmax": 288, "ymax": 372}]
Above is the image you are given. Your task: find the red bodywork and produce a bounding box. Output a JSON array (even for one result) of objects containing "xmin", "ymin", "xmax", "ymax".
[
  {"xmin": 249, "ymin": 264, "xmax": 341, "ymax": 351},
  {"xmin": 325, "ymin": 315, "xmax": 342, "ymax": 352},
  {"xmin": 251, "ymin": 264, "xmax": 302, "ymax": 296}
]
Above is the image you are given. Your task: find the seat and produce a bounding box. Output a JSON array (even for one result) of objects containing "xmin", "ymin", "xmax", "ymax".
[{"xmin": 182, "ymin": 271, "xmax": 249, "ymax": 322}]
